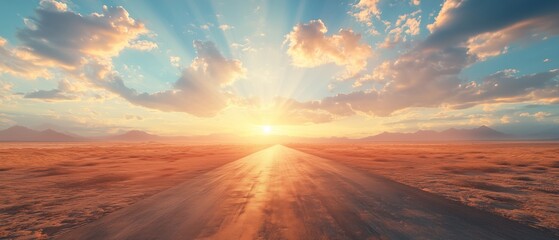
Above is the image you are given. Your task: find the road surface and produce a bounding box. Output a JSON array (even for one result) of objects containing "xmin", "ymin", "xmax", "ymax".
[{"xmin": 61, "ymin": 145, "xmax": 557, "ymax": 240}]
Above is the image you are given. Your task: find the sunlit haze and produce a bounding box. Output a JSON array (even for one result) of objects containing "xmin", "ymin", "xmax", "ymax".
[{"xmin": 261, "ymin": 125, "xmax": 272, "ymax": 135}]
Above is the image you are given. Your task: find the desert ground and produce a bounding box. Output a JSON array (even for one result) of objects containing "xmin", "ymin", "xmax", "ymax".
[
  {"xmin": 0, "ymin": 142, "xmax": 558, "ymax": 239},
  {"xmin": 0, "ymin": 143, "xmax": 266, "ymax": 239},
  {"xmin": 290, "ymin": 142, "xmax": 559, "ymax": 235},
  {"xmin": 60, "ymin": 145, "xmax": 555, "ymax": 240}
]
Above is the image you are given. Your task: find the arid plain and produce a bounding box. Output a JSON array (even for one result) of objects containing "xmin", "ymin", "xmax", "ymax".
[
  {"xmin": 1, "ymin": 142, "xmax": 558, "ymax": 239},
  {"xmin": 291, "ymin": 143, "xmax": 559, "ymax": 235},
  {"xmin": 0, "ymin": 143, "xmax": 267, "ymax": 239}
]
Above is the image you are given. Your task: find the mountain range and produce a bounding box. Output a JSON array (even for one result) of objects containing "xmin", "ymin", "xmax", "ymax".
[
  {"xmin": 0, "ymin": 125, "xmax": 556, "ymax": 143},
  {"xmin": 360, "ymin": 126, "xmax": 512, "ymax": 142},
  {"xmin": 0, "ymin": 126, "xmax": 81, "ymax": 142}
]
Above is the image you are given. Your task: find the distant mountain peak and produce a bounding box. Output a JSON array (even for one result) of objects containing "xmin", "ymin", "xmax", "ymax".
[
  {"xmin": 107, "ymin": 130, "xmax": 160, "ymax": 141},
  {"xmin": 121, "ymin": 130, "xmax": 156, "ymax": 137},
  {"xmin": 6, "ymin": 125, "xmax": 33, "ymax": 130},
  {"xmin": 0, "ymin": 125, "xmax": 77, "ymax": 142},
  {"xmin": 361, "ymin": 126, "xmax": 511, "ymax": 142}
]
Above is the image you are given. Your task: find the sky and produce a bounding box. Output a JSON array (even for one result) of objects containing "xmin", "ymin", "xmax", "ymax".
[{"xmin": 0, "ymin": 0, "xmax": 558, "ymax": 137}]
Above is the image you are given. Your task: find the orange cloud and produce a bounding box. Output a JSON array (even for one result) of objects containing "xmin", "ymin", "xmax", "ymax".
[
  {"xmin": 2, "ymin": 1, "xmax": 247, "ymax": 117},
  {"xmin": 39, "ymin": 0, "xmax": 68, "ymax": 12},
  {"xmin": 352, "ymin": 0, "xmax": 381, "ymax": 26},
  {"xmin": 427, "ymin": 0, "xmax": 462, "ymax": 33},
  {"xmin": 129, "ymin": 40, "xmax": 158, "ymax": 51},
  {"xmin": 467, "ymin": 13, "xmax": 559, "ymax": 60},
  {"xmin": 292, "ymin": 53, "xmax": 559, "ymax": 118},
  {"xmin": 1, "ymin": 0, "xmax": 152, "ymax": 80},
  {"xmin": 24, "ymin": 79, "xmax": 78, "ymax": 101},
  {"xmin": 285, "ymin": 20, "xmax": 372, "ymax": 78},
  {"xmin": 17, "ymin": 2, "xmax": 149, "ymax": 67},
  {"xmin": 379, "ymin": 10, "xmax": 421, "ymax": 48},
  {"xmin": 0, "ymin": 37, "xmax": 52, "ymax": 79},
  {"xmin": 88, "ymin": 41, "xmax": 246, "ymax": 117},
  {"xmin": 315, "ymin": 0, "xmax": 559, "ymax": 118}
]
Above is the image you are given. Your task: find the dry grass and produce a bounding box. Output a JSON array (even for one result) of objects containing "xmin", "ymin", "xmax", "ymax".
[
  {"xmin": 0, "ymin": 143, "xmax": 266, "ymax": 239},
  {"xmin": 289, "ymin": 142, "xmax": 559, "ymax": 235}
]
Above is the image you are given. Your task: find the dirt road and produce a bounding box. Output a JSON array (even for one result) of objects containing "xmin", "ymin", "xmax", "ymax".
[{"xmin": 60, "ymin": 145, "xmax": 557, "ymax": 239}]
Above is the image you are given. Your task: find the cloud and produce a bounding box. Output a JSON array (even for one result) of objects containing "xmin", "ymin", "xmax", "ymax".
[
  {"xmin": 534, "ymin": 111, "xmax": 551, "ymax": 120},
  {"xmin": 448, "ymin": 69, "xmax": 559, "ymax": 106},
  {"xmin": 313, "ymin": 64, "xmax": 558, "ymax": 118},
  {"xmin": 426, "ymin": 0, "xmax": 461, "ymax": 33},
  {"xmin": 352, "ymin": 0, "xmax": 424, "ymax": 34},
  {"xmin": 177, "ymin": 41, "xmax": 245, "ymax": 87},
  {"xmin": 231, "ymin": 39, "xmax": 256, "ymax": 53},
  {"xmin": 402, "ymin": 15, "xmax": 421, "ymax": 36},
  {"xmin": 292, "ymin": 0, "xmax": 559, "ymax": 119},
  {"xmin": 466, "ymin": 12, "xmax": 559, "ymax": 60},
  {"xmin": 17, "ymin": 2, "xmax": 148, "ymax": 67},
  {"xmin": 1, "ymin": 1, "xmax": 150, "ymax": 80},
  {"xmin": 500, "ymin": 115, "xmax": 512, "ymax": 124},
  {"xmin": 379, "ymin": 10, "xmax": 421, "ymax": 48},
  {"xmin": 0, "ymin": 80, "xmax": 16, "ymax": 103},
  {"xmin": 129, "ymin": 40, "xmax": 158, "ymax": 51},
  {"xmin": 24, "ymin": 79, "xmax": 78, "ymax": 100},
  {"xmin": 39, "ymin": 0, "xmax": 68, "ymax": 12},
  {"xmin": 348, "ymin": 47, "xmax": 470, "ymax": 115},
  {"xmin": 284, "ymin": 19, "xmax": 372, "ymax": 77},
  {"xmin": 169, "ymin": 56, "xmax": 181, "ymax": 67},
  {"xmin": 219, "ymin": 24, "xmax": 233, "ymax": 31},
  {"xmin": 0, "ymin": 37, "xmax": 52, "ymax": 79},
  {"xmin": 2, "ymin": 1, "xmax": 243, "ymax": 118},
  {"xmin": 87, "ymin": 41, "xmax": 246, "ymax": 117},
  {"xmin": 519, "ymin": 111, "xmax": 552, "ymax": 121},
  {"xmin": 352, "ymin": 0, "xmax": 381, "ymax": 27},
  {"xmin": 4, "ymin": 0, "xmax": 559, "ymax": 126},
  {"xmin": 199, "ymin": 23, "xmax": 212, "ymax": 30},
  {"xmin": 424, "ymin": 0, "xmax": 559, "ymax": 58}
]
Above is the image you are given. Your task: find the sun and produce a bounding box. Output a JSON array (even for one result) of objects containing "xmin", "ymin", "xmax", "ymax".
[{"xmin": 261, "ymin": 125, "xmax": 272, "ymax": 135}]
